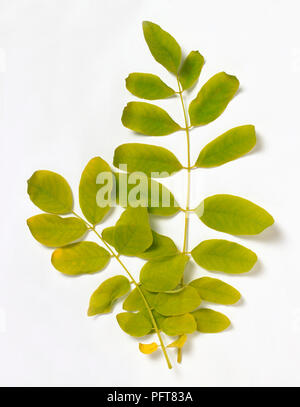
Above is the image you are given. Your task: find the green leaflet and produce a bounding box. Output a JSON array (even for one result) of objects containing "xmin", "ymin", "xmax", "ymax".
[
  {"xmin": 179, "ymin": 51, "xmax": 204, "ymax": 90},
  {"xmin": 114, "ymin": 207, "xmax": 153, "ymax": 255},
  {"xmin": 51, "ymin": 241, "xmax": 110, "ymax": 275},
  {"xmin": 121, "ymin": 102, "xmax": 181, "ymax": 136},
  {"xmin": 189, "ymin": 72, "xmax": 239, "ymax": 126},
  {"xmin": 142, "ymin": 21, "xmax": 181, "ymax": 74},
  {"xmin": 154, "ymin": 286, "xmax": 201, "ymax": 316},
  {"xmin": 116, "ymin": 312, "xmax": 153, "ymax": 337},
  {"xmin": 191, "ymin": 239, "xmax": 257, "ymax": 274},
  {"xmin": 27, "ymin": 214, "xmax": 87, "ymax": 247},
  {"xmin": 27, "ymin": 170, "xmax": 73, "ymax": 214},
  {"xmin": 196, "ymin": 125, "xmax": 256, "ymax": 168},
  {"xmin": 126, "ymin": 73, "xmax": 175, "ymax": 100},
  {"xmin": 102, "ymin": 227, "xmax": 178, "ymax": 260},
  {"xmin": 79, "ymin": 157, "xmax": 112, "ymax": 225},
  {"xmin": 113, "ymin": 143, "xmax": 183, "ymax": 177},
  {"xmin": 88, "ymin": 275, "xmax": 130, "ymax": 316},
  {"xmin": 138, "ymin": 231, "xmax": 178, "ymax": 260},
  {"xmin": 192, "ymin": 309, "xmax": 230, "ymax": 333},
  {"xmin": 161, "ymin": 314, "xmax": 197, "ymax": 336},
  {"xmin": 114, "ymin": 173, "xmax": 180, "ymax": 216},
  {"xmin": 140, "ymin": 254, "xmax": 189, "ymax": 292},
  {"xmin": 123, "ymin": 286, "xmax": 157, "ymax": 312},
  {"xmin": 196, "ymin": 194, "xmax": 274, "ymax": 235},
  {"xmin": 189, "ymin": 277, "xmax": 241, "ymax": 305}
]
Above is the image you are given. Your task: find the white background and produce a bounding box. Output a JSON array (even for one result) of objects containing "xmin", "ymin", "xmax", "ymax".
[{"xmin": 0, "ymin": 0, "xmax": 299, "ymax": 387}]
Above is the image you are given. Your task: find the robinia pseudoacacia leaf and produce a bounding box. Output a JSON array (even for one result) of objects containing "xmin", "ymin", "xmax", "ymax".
[
  {"xmin": 123, "ymin": 286, "xmax": 157, "ymax": 312},
  {"xmin": 167, "ymin": 334, "xmax": 187, "ymax": 349},
  {"xmin": 195, "ymin": 125, "xmax": 256, "ymax": 168},
  {"xmin": 139, "ymin": 342, "xmax": 159, "ymax": 354},
  {"xmin": 114, "ymin": 207, "xmax": 153, "ymax": 255},
  {"xmin": 179, "ymin": 51, "xmax": 204, "ymax": 91},
  {"xmin": 51, "ymin": 241, "xmax": 110, "ymax": 275},
  {"xmin": 142, "ymin": 21, "xmax": 181, "ymax": 74},
  {"xmin": 27, "ymin": 214, "xmax": 87, "ymax": 247},
  {"xmin": 121, "ymin": 102, "xmax": 181, "ymax": 136},
  {"xmin": 126, "ymin": 73, "xmax": 175, "ymax": 100},
  {"xmin": 196, "ymin": 194, "xmax": 274, "ymax": 235},
  {"xmin": 113, "ymin": 143, "xmax": 183, "ymax": 177},
  {"xmin": 189, "ymin": 277, "xmax": 241, "ymax": 305},
  {"xmin": 88, "ymin": 275, "xmax": 130, "ymax": 316},
  {"xmin": 192, "ymin": 309, "xmax": 230, "ymax": 333},
  {"xmin": 191, "ymin": 239, "xmax": 257, "ymax": 274},
  {"xmin": 117, "ymin": 312, "xmax": 153, "ymax": 337},
  {"xmin": 189, "ymin": 72, "xmax": 239, "ymax": 126},
  {"xmin": 140, "ymin": 254, "xmax": 189, "ymax": 292},
  {"xmin": 27, "ymin": 170, "xmax": 73, "ymax": 214},
  {"xmin": 154, "ymin": 286, "xmax": 201, "ymax": 316},
  {"xmin": 79, "ymin": 157, "xmax": 112, "ymax": 225}
]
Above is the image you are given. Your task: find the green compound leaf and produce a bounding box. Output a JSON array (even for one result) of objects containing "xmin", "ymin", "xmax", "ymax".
[
  {"xmin": 114, "ymin": 207, "xmax": 153, "ymax": 255},
  {"xmin": 27, "ymin": 170, "xmax": 73, "ymax": 214},
  {"xmin": 27, "ymin": 214, "xmax": 87, "ymax": 247},
  {"xmin": 116, "ymin": 311, "xmax": 153, "ymax": 337},
  {"xmin": 113, "ymin": 143, "xmax": 183, "ymax": 178},
  {"xmin": 140, "ymin": 254, "xmax": 190, "ymax": 292},
  {"xmin": 196, "ymin": 125, "xmax": 256, "ymax": 168},
  {"xmin": 154, "ymin": 286, "xmax": 201, "ymax": 316},
  {"xmin": 142, "ymin": 21, "xmax": 181, "ymax": 74},
  {"xmin": 161, "ymin": 313, "xmax": 197, "ymax": 336},
  {"xmin": 196, "ymin": 194, "xmax": 274, "ymax": 235},
  {"xmin": 191, "ymin": 239, "xmax": 257, "ymax": 274},
  {"xmin": 114, "ymin": 173, "xmax": 180, "ymax": 216},
  {"xmin": 121, "ymin": 102, "xmax": 181, "ymax": 137},
  {"xmin": 126, "ymin": 73, "xmax": 175, "ymax": 100},
  {"xmin": 79, "ymin": 157, "xmax": 112, "ymax": 226},
  {"xmin": 189, "ymin": 72, "xmax": 239, "ymax": 126},
  {"xmin": 51, "ymin": 241, "xmax": 110, "ymax": 275},
  {"xmin": 123, "ymin": 286, "xmax": 157, "ymax": 312},
  {"xmin": 189, "ymin": 277, "xmax": 241, "ymax": 305},
  {"xmin": 192, "ymin": 308, "xmax": 231, "ymax": 333},
  {"xmin": 102, "ymin": 227, "xmax": 178, "ymax": 260},
  {"xmin": 88, "ymin": 275, "xmax": 130, "ymax": 316},
  {"xmin": 179, "ymin": 51, "xmax": 204, "ymax": 90}
]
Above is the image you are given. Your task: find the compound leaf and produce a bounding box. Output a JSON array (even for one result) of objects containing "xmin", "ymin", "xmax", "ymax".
[
  {"xmin": 191, "ymin": 239, "xmax": 257, "ymax": 274},
  {"xmin": 196, "ymin": 194, "xmax": 274, "ymax": 235},
  {"xmin": 123, "ymin": 286, "xmax": 157, "ymax": 312},
  {"xmin": 114, "ymin": 207, "xmax": 153, "ymax": 255},
  {"xmin": 116, "ymin": 312, "xmax": 153, "ymax": 337},
  {"xmin": 192, "ymin": 308, "xmax": 231, "ymax": 333},
  {"xmin": 51, "ymin": 241, "xmax": 110, "ymax": 275},
  {"xmin": 140, "ymin": 254, "xmax": 189, "ymax": 292},
  {"xmin": 121, "ymin": 102, "xmax": 181, "ymax": 136},
  {"xmin": 88, "ymin": 275, "xmax": 130, "ymax": 316},
  {"xmin": 27, "ymin": 214, "xmax": 87, "ymax": 247},
  {"xmin": 189, "ymin": 277, "xmax": 241, "ymax": 304},
  {"xmin": 161, "ymin": 313, "xmax": 197, "ymax": 336},
  {"xmin": 189, "ymin": 72, "xmax": 239, "ymax": 126},
  {"xmin": 114, "ymin": 173, "xmax": 180, "ymax": 216},
  {"xmin": 79, "ymin": 157, "xmax": 112, "ymax": 225},
  {"xmin": 196, "ymin": 125, "xmax": 256, "ymax": 168},
  {"xmin": 167, "ymin": 334, "xmax": 187, "ymax": 348},
  {"xmin": 113, "ymin": 143, "xmax": 183, "ymax": 177},
  {"xmin": 142, "ymin": 21, "xmax": 181, "ymax": 74},
  {"xmin": 154, "ymin": 286, "xmax": 201, "ymax": 316},
  {"xmin": 139, "ymin": 342, "xmax": 159, "ymax": 354},
  {"xmin": 126, "ymin": 73, "xmax": 175, "ymax": 100},
  {"xmin": 27, "ymin": 170, "xmax": 73, "ymax": 214},
  {"xmin": 179, "ymin": 51, "xmax": 204, "ymax": 90}
]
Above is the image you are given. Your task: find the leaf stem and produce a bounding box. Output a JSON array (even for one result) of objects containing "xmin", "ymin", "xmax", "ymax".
[
  {"xmin": 177, "ymin": 76, "xmax": 192, "ymax": 364},
  {"xmin": 71, "ymin": 211, "xmax": 172, "ymax": 369}
]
